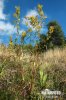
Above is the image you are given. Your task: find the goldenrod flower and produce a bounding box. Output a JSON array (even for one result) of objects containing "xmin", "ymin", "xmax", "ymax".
[
  {"xmin": 9, "ymin": 41, "xmax": 13, "ymax": 46},
  {"xmin": 25, "ymin": 22, "xmax": 28, "ymax": 26},
  {"xmin": 39, "ymin": 11, "xmax": 44, "ymax": 16},
  {"xmin": 14, "ymin": 6, "xmax": 20, "ymax": 18},
  {"xmin": 29, "ymin": 16, "xmax": 39, "ymax": 28},
  {"xmin": 49, "ymin": 26, "xmax": 54, "ymax": 34},
  {"xmin": 13, "ymin": 13, "xmax": 17, "ymax": 18},
  {"xmin": 15, "ymin": 7, "xmax": 20, "ymax": 15},
  {"xmin": 37, "ymin": 4, "xmax": 43, "ymax": 11},
  {"xmin": 35, "ymin": 25, "xmax": 41, "ymax": 30},
  {"xmin": 22, "ymin": 31, "xmax": 26, "ymax": 38},
  {"xmin": 27, "ymin": 28, "xmax": 32, "ymax": 33}
]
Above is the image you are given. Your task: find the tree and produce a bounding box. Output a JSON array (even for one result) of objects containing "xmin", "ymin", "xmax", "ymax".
[
  {"xmin": 35, "ymin": 21, "xmax": 65, "ymax": 52},
  {"xmin": 47, "ymin": 21, "xmax": 65, "ymax": 47},
  {"xmin": 64, "ymin": 36, "xmax": 66, "ymax": 45},
  {"xmin": 36, "ymin": 34, "xmax": 48, "ymax": 52}
]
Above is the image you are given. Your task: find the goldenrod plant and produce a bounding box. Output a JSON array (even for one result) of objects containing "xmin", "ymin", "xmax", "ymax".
[
  {"xmin": 24, "ymin": 4, "xmax": 47, "ymax": 46},
  {"xmin": 0, "ymin": 1, "xmax": 66, "ymax": 99},
  {"xmin": 13, "ymin": 6, "xmax": 20, "ymax": 35}
]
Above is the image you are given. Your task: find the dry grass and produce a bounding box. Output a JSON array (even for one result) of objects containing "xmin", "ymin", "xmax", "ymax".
[
  {"xmin": 0, "ymin": 45, "xmax": 66, "ymax": 99},
  {"xmin": 0, "ymin": 45, "xmax": 66, "ymax": 79},
  {"xmin": 0, "ymin": 45, "xmax": 66, "ymax": 69},
  {"xmin": 0, "ymin": 45, "xmax": 66, "ymax": 74}
]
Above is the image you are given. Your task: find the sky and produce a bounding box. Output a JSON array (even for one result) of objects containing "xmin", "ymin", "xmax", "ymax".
[{"xmin": 0, "ymin": 0, "xmax": 66, "ymax": 45}]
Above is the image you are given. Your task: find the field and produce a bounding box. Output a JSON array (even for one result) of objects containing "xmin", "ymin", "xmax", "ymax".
[{"xmin": 0, "ymin": 45, "xmax": 66, "ymax": 99}]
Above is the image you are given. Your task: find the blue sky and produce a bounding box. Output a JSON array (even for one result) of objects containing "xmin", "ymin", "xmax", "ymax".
[{"xmin": 0, "ymin": 0, "xmax": 66, "ymax": 45}]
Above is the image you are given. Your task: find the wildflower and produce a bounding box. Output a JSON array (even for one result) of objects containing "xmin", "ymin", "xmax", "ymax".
[
  {"xmin": 22, "ymin": 31, "xmax": 26, "ymax": 38},
  {"xmin": 25, "ymin": 22, "xmax": 28, "ymax": 26},
  {"xmin": 9, "ymin": 41, "xmax": 13, "ymax": 46},
  {"xmin": 49, "ymin": 26, "xmax": 54, "ymax": 34},
  {"xmin": 13, "ymin": 13, "xmax": 17, "ymax": 18},
  {"xmin": 27, "ymin": 28, "xmax": 32, "ymax": 33},
  {"xmin": 15, "ymin": 6, "xmax": 20, "ymax": 15},
  {"xmin": 37, "ymin": 4, "xmax": 43, "ymax": 11},
  {"xmin": 30, "ymin": 16, "xmax": 36, "ymax": 24},
  {"xmin": 39, "ymin": 11, "xmax": 44, "ymax": 16},
  {"xmin": 35, "ymin": 25, "xmax": 41, "ymax": 30},
  {"xmin": 28, "ymin": 16, "xmax": 38, "ymax": 26},
  {"xmin": 13, "ymin": 7, "xmax": 20, "ymax": 18}
]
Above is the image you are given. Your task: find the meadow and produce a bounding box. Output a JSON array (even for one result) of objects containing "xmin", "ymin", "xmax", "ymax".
[{"xmin": 0, "ymin": 45, "xmax": 66, "ymax": 100}]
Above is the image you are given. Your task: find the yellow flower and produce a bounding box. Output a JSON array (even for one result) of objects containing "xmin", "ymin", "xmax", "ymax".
[
  {"xmin": 25, "ymin": 22, "xmax": 28, "ymax": 26},
  {"xmin": 35, "ymin": 25, "xmax": 41, "ymax": 30},
  {"xmin": 15, "ymin": 7, "xmax": 20, "ymax": 13},
  {"xmin": 49, "ymin": 26, "xmax": 54, "ymax": 34},
  {"xmin": 16, "ymin": 10, "xmax": 20, "ymax": 15},
  {"xmin": 13, "ymin": 13, "xmax": 17, "ymax": 18},
  {"xmin": 39, "ymin": 11, "xmax": 44, "ymax": 16},
  {"xmin": 37, "ymin": 4, "xmax": 43, "ymax": 11},
  {"xmin": 27, "ymin": 28, "xmax": 32, "ymax": 33},
  {"xmin": 29, "ymin": 16, "xmax": 39, "ymax": 28},
  {"xmin": 22, "ymin": 31, "xmax": 26, "ymax": 38},
  {"xmin": 30, "ymin": 16, "xmax": 36, "ymax": 23},
  {"xmin": 14, "ymin": 6, "xmax": 20, "ymax": 17},
  {"xmin": 9, "ymin": 41, "xmax": 13, "ymax": 46}
]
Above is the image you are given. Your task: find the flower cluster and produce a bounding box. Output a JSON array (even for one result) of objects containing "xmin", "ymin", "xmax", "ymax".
[
  {"xmin": 9, "ymin": 36, "xmax": 13, "ymax": 46},
  {"xmin": 49, "ymin": 26, "xmax": 54, "ymax": 34},
  {"xmin": 22, "ymin": 31, "xmax": 27, "ymax": 38},
  {"xmin": 37, "ymin": 4, "xmax": 47, "ymax": 19},
  {"xmin": 13, "ymin": 6, "xmax": 20, "ymax": 18}
]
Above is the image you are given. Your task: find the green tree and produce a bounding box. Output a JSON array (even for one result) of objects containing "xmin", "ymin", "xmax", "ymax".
[
  {"xmin": 36, "ymin": 34, "xmax": 48, "ymax": 52},
  {"xmin": 35, "ymin": 21, "xmax": 65, "ymax": 52},
  {"xmin": 64, "ymin": 36, "xmax": 66, "ymax": 45},
  {"xmin": 47, "ymin": 21, "xmax": 65, "ymax": 47}
]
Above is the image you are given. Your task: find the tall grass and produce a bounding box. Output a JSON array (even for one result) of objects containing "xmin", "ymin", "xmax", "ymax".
[{"xmin": 0, "ymin": 45, "xmax": 66, "ymax": 99}]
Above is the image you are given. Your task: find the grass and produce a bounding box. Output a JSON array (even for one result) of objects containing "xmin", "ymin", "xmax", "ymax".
[{"xmin": 0, "ymin": 45, "xmax": 66, "ymax": 99}]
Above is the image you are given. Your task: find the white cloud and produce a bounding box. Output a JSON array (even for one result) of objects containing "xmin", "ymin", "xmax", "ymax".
[
  {"xmin": 0, "ymin": 0, "xmax": 17, "ymax": 35},
  {"xmin": 0, "ymin": 0, "xmax": 24, "ymax": 36},
  {"xmin": 26, "ymin": 9, "xmax": 38, "ymax": 17},
  {"xmin": 0, "ymin": 0, "xmax": 6, "ymax": 20},
  {"xmin": 0, "ymin": 21, "xmax": 16, "ymax": 35}
]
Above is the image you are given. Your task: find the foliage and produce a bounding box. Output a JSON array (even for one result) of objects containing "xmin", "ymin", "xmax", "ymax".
[
  {"xmin": 36, "ymin": 34, "xmax": 48, "ymax": 52},
  {"xmin": 36, "ymin": 21, "xmax": 65, "ymax": 52},
  {"xmin": 47, "ymin": 21, "xmax": 65, "ymax": 47},
  {"xmin": 39, "ymin": 69, "xmax": 47, "ymax": 89}
]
